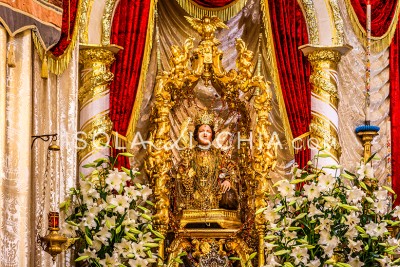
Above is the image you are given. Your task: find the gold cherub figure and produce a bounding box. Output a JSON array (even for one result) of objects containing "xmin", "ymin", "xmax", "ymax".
[{"xmin": 185, "ymin": 16, "xmax": 228, "ymax": 41}]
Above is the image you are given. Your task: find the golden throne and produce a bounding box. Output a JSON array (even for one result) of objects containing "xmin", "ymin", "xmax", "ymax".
[{"xmin": 144, "ymin": 16, "xmax": 276, "ymax": 267}]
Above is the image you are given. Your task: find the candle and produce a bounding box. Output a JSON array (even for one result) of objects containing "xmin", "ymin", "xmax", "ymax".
[
  {"xmin": 365, "ymin": 3, "xmax": 371, "ymax": 122},
  {"xmin": 48, "ymin": 212, "xmax": 59, "ymax": 229}
]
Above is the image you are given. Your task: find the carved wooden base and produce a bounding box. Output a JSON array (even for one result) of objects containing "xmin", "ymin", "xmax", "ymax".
[{"xmin": 180, "ymin": 209, "xmax": 242, "ymax": 229}]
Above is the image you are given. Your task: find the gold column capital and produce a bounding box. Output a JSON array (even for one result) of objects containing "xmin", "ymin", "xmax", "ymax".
[
  {"xmin": 79, "ymin": 44, "xmax": 123, "ymax": 67},
  {"xmin": 300, "ymin": 44, "xmax": 352, "ymax": 68},
  {"xmin": 299, "ymin": 44, "xmax": 352, "ymax": 56}
]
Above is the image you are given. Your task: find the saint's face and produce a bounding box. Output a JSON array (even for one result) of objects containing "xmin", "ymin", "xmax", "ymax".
[{"xmin": 197, "ymin": 124, "xmax": 213, "ymax": 146}]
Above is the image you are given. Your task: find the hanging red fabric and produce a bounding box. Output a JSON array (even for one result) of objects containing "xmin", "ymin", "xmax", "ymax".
[
  {"xmin": 268, "ymin": 0, "xmax": 312, "ymax": 168},
  {"xmin": 350, "ymin": 0, "xmax": 398, "ymax": 36},
  {"xmin": 390, "ymin": 22, "xmax": 400, "ymax": 206},
  {"xmin": 192, "ymin": 0, "xmax": 237, "ymax": 8},
  {"xmin": 109, "ymin": 0, "xmax": 151, "ymax": 168},
  {"xmin": 50, "ymin": 0, "xmax": 79, "ymax": 56}
]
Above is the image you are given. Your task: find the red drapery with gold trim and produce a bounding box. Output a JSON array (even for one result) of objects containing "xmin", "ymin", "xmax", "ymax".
[
  {"xmin": 109, "ymin": 0, "xmax": 151, "ymax": 167},
  {"xmin": 350, "ymin": 0, "xmax": 398, "ymax": 36},
  {"xmin": 50, "ymin": 0, "xmax": 78, "ymax": 56},
  {"xmin": 268, "ymin": 0, "xmax": 311, "ymax": 167},
  {"xmin": 349, "ymin": 0, "xmax": 400, "ymax": 205}
]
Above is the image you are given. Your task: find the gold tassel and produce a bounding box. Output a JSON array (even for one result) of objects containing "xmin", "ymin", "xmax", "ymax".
[
  {"xmin": 31, "ymin": 0, "xmax": 82, "ymax": 76},
  {"xmin": 7, "ymin": 36, "xmax": 16, "ymax": 68},
  {"xmin": 176, "ymin": 0, "xmax": 247, "ymax": 21},
  {"xmin": 41, "ymin": 55, "xmax": 48, "ymax": 79}
]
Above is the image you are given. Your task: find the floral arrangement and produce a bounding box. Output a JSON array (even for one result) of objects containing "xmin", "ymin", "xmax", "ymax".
[
  {"xmin": 60, "ymin": 152, "xmax": 161, "ymax": 267},
  {"xmin": 262, "ymin": 153, "xmax": 400, "ymax": 267}
]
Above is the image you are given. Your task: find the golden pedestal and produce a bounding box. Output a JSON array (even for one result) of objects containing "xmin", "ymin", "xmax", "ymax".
[
  {"xmin": 356, "ymin": 130, "xmax": 379, "ymax": 161},
  {"xmin": 180, "ymin": 209, "xmax": 242, "ymax": 229}
]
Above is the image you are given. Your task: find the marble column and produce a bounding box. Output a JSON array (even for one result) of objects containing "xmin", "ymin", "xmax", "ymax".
[
  {"xmin": 300, "ymin": 45, "xmax": 351, "ymax": 167},
  {"xmin": 78, "ymin": 45, "xmax": 120, "ymax": 175}
]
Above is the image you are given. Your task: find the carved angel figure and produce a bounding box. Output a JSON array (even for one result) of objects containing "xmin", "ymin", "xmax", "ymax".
[
  {"xmin": 185, "ymin": 16, "xmax": 228, "ymax": 41},
  {"xmin": 170, "ymin": 37, "xmax": 194, "ymax": 78},
  {"xmin": 236, "ymin": 39, "xmax": 254, "ymax": 80}
]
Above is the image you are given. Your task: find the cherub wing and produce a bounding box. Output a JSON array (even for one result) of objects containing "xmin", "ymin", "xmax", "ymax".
[
  {"xmin": 210, "ymin": 17, "xmax": 229, "ymax": 30},
  {"xmin": 184, "ymin": 16, "xmax": 203, "ymax": 34}
]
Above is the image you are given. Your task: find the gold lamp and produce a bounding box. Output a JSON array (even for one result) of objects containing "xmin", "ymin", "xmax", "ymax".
[
  {"xmin": 31, "ymin": 133, "xmax": 69, "ymax": 262},
  {"xmin": 38, "ymin": 212, "xmax": 68, "ymax": 261}
]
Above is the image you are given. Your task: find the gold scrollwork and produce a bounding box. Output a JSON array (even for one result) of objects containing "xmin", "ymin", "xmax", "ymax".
[
  {"xmin": 78, "ymin": 48, "xmax": 116, "ymax": 106},
  {"xmin": 78, "ymin": 112, "xmax": 113, "ymax": 163},
  {"xmin": 307, "ymin": 49, "xmax": 342, "ymax": 109},
  {"xmin": 298, "ymin": 0, "xmax": 320, "ymax": 45},
  {"xmin": 101, "ymin": 0, "xmax": 119, "ymax": 45},
  {"xmin": 79, "ymin": 48, "xmax": 116, "ymax": 66},
  {"xmin": 309, "ymin": 115, "xmax": 341, "ymax": 161},
  {"xmin": 329, "ymin": 0, "xmax": 344, "ymax": 46},
  {"xmin": 167, "ymin": 237, "xmax": 254, "ymax": 267},
  {"xmin": 79, "ymin": 0, "xmax": 94, "ymax": 44}
]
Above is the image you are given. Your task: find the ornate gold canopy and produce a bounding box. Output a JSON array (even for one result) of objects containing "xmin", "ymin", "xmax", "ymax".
[{"xmin": 145, "ymin": 15, "xmax": 276, "ymax": 266}]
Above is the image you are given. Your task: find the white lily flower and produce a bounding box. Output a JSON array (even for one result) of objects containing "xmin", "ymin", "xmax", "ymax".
[
  {"xmin": 348, "ymin": 239, "xmax": 362, "ymax": 252},
  {"xmin": 346, "ymin": 186, "xmax": 365, "ymax": 204},
  {"xmin": 303, "ymin": 183, "xmax": 320, "ymax": 201},
  {"xmin": 128, "ymin": 258, "xmax": 149, "ymax": 267},
  {"xmin": 98, "ymin": 253, "xmax": 119, "ymax": 267},
  {"xmin": 374, "ymin": 188, "xmax": 388, "ymax": 201},
  {"xmin": 140, "ymin": 185, "xmax": 153, "ymax": 201},
  {"xmin": 264, "ymin": 254, "xmax": 281, "ymax": 267},
  {"xmin": 276, "ymin": 179, "xmax": 295, "ymax": 197},
  {"xmin": 290, "ymin": 246, "xmax": 309, "ymax": 265},
  {"xmin": 357, "ymin": 162, "xmax": 374, "ymax": 180},
  {"xmin": 316, "ymin": 173, "xmax": 335, "ymax": 192},
  {"xmin": 347, "ymin": 256, "xmax": 364, "ymax": 267},
  {"xmin": 365, "ymin": 221, "xmax": 387, "ymax": 237},
  {"xmin": 306, "ymin": 258, "xmax": 321, "ymax": 267},
  {"xmin": 373, "ymin": 199, "xmax": 389, "ymax": 215}
]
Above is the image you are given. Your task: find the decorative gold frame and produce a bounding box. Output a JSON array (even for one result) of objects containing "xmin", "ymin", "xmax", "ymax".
[{"xmin": 145, "ymin": 16, "xmax": 276, "ymax": 266}]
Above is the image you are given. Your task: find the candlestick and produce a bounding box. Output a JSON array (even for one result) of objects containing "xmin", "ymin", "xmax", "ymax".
[{"xmin": 365, "ymin": 3, "xmax": 371, "ymax": 122}]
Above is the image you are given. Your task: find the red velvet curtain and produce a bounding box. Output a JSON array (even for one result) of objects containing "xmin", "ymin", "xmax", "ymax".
[
  {"xmin": 268, "ymin": 0, "xmax": 311, "ymax": 167},
  {"xmin": 390, "ymin": 24, "xmax": 400, "ymax": 206},
  {"xmin": 192, "ymin": 0, "xmax": 237, "ymax": 8},
  {"xmin": 50, "ymin": 0, "xmax": 79, "ymax": 56},
  {"xmin": 350, "ymin": 0, "xmax": 398, "ymax": 36},
  {"xmin": 109, "ymin": 0, "xmax": 151, "ymax": 167}
]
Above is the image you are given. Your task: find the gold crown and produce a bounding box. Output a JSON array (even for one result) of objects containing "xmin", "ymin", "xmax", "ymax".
[{"xmin": 195, "ymin": 110, "xmax": 215, "ymax": 126}]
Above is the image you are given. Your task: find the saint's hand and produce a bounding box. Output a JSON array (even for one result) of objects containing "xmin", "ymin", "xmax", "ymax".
[{"xmin": 221, "ymin": 180, "xmax": 231, "ymax": 193}]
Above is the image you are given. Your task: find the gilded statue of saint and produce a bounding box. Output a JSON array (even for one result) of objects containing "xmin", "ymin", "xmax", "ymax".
[{"xmin": 175, "ymin": 111, "xmax": 239, "ymax": 211}]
